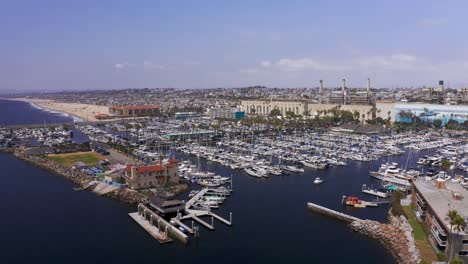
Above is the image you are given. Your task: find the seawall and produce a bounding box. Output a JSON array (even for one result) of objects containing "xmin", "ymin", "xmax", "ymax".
[{"xmin": 307, "ymin": 202, "xmax": 420, "ymax": 264}]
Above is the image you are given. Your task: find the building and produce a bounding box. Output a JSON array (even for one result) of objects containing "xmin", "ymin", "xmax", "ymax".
[
  {"xmin": 123, "ymin": 159, "xmax": 179, "ymax": 190},
  {"xmin": 458, "ymin": 88, "xmax": 468, "ymax": 105},
  {"xmin": 329, "ymin": 78, "xmax": 372, "ymax": 105},
  {"xmin": 207, "ymin": 107, "xmax": 241, "ymax": 119},
  {"xmin": 109, "ymin": 105, "xmax": 160, "ymax": 117},
  {"xmin": 240, "ymin": 99, "xmax": 308, "ymax": 116},
  {"xmin": 394, "ymin": 103, "xmax": 468, "ymax": 125},
  {"xmin": 411, "ymin": 179, "xmax": 468, "ymax": 261},
  {"xmin": 421, "ymin": 81, "xmax": 445, "ymax": 104},
  {"xmin": 174, "ymin": 112, "xmax": 201, "ymax": 119}
]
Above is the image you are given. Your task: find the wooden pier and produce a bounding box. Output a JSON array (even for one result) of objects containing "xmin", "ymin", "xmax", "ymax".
[{"xmin": 307, "ymin": 202, "xmax": 361, "ymax": 223}]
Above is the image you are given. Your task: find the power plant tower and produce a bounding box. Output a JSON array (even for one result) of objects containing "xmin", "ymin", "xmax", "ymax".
[
  {"xmin": 367, "ymin": 78, "xmax": 371, "ymax": 94},
  {"xmin": 319, "ymin": 80, "xmax": 324, "ymax": 104},
  {"xmin": 342, "ymin": 78, "xmax": 347, "ymax": 104}
]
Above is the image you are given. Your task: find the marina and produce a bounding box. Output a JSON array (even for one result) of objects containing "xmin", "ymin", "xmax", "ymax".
[{"xmin": 1, "ymin": 99, "xmax": 467, "ymax": 264}]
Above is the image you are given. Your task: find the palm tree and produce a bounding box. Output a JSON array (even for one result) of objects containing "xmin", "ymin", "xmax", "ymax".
[
  {"xmin": 445, "ymin": 210, "xmax": 460, "ymax": 259},
  {"xmin": 441, "ymin": 159, "xmax": 452, "ymax": 174},
  {"xmin": 453, "ymin": 215, "xmax": 466, "ymax": 234}
]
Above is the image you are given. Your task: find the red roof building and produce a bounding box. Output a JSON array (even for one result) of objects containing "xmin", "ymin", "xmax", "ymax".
[{"xmin": 123, "ymin": 162, "xmax": 179, "ymax": 190}]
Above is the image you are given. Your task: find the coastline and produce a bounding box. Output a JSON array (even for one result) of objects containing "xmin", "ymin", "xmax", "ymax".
[
  {"xmin": 11, "ymin": 149, "xmax": 145, "ymax": 204},
  {"xmin": 5, "ymin": 98, "xmax": 110, "ymax": 122}
]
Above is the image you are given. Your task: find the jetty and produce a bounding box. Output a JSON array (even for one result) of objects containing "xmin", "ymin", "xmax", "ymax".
[{"xmin": 307, "ymin": 202, "xmax": 361, "ymax": 223}]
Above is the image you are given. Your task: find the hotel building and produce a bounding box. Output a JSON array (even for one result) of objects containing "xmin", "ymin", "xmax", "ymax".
[{"xmin": 411, "ymin": 179, "xmax": 468, "ymax": 261}]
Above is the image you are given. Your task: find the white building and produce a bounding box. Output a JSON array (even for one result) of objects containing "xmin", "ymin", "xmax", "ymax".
[
  {"xmin": 207, "ymin": 107, "xmax": 239, "ymax": 119},
  {"xmin": 240, "ymin": 99, "xmax": 308, "ymax": 116}
]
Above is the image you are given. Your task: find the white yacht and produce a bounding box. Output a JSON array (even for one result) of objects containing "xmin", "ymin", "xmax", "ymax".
[{"xmin": 314, "ymin": 177, "xmax": 323, "ymax": 184}]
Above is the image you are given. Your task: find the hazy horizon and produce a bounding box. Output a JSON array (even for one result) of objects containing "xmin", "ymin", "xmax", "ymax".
[{"xmin": 2, "ymin": 0, "xmax": 468, "ymax": 92}]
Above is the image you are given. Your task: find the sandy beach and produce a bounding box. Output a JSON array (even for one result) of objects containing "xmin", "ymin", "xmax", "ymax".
[{"xmin": 13, "ymin": 98, "xmax": 110, "ymax": 122}]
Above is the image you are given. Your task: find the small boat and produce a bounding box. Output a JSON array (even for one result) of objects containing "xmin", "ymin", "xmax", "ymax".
[
  {"xmin": 314, "ymin": 177, "xmax": 323, "ymax": 184},
  {"xmin": 343, "ymin": 196, "xmax": 378, "ymax": 208}
]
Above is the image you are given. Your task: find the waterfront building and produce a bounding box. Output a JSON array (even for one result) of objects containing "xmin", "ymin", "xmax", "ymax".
[
  {"xmin": 109, "ymin": 105, "xmax": 160, "ymax": 117},
  {"xmin": 123, "ymin": 159, "xmax": 179, "ymax": 190},
  {"xmin": 421, "ymin": 81, "xmax": 445, "ymax": 104},
  {"xmin": 459, "ymin": 88, "xmax": 468, "ymax": 105},
  {"xmin": 207, "ymin": 107, "xmax": 244, "ymax": 120},
  {"xmin": 240, "ymin": 99, "xmax": 308, "ymax": 116},
  {"xmin": 174, "ymin": 112, "xmax": 201, "ymax": 119},
  {"xmin": 394, "ymin": 103, "xmax": 468, "ymax": 125},
  {"xmin": 411, "ymin": 180, "xmax": 468, "ymax": 261}
]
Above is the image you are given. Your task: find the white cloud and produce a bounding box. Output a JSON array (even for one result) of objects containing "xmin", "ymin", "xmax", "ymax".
[
  {"xmin": 143, "ymin": 60, "xmax": 165, "ymax": 70},
  {"xmin": 239, "ymin": 68, "xmax": 259, "ymax": 74},
  {"xmin": 357, "ymin": 53, "xmax": 423, "ymax": 71},
  {"xmin": 419, "ymin": 18, "xmax": 448, "ymax": 26},
  {"xmin": 239, "ymin": 53, "xmax": 438, "ymax": 78},
  {"xmin": 260, "ymin": 60, "xmax": 272, "ymax": 68},
  {"xmin": 114, "ymin": 63, "xmax": 128, "ymax": 69},
  {"xmin": 182, "ymin": 60, "xmax": 201, "ymax": 66}
]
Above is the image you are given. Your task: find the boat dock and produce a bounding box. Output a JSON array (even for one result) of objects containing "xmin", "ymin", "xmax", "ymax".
[
  {"xmin": 178, "ymin": 188, "xmax": 233, "ymax": 230},
  {"xmin": 307, "ymin": 202, "xmax": 361, "ymax": 223},
  {"xmin": 130, "ymin": 188, "xmax": 233, "ymax": 244},
  {"xmin": 130, "ymin": 203, "xmax": 189, "ymax": 244},
  {"xmin": 129, "ymin": 212, "xmax": 173, "ymax": 244}
]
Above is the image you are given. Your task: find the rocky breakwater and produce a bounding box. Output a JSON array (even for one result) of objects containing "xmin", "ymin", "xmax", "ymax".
[
  {"xmin": 14, "ymin": 150, "xmax": 95, "ymax": 186},
  {"xmin": 350, "ymin": 212, "xmax": 421, "ymax": 264},
  {"xmin": 13, "ymin": 150, "xmax": 145, "ymax": 204}
]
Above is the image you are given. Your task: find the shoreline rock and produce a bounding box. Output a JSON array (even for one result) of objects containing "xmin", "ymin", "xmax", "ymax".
[
  {"xmin": 349, "ymin": 210, "xmax": 421, "ymax": 264},
  {"xmin": 12, "ymin": 150, "xmax": 145, "ymax": 204}
]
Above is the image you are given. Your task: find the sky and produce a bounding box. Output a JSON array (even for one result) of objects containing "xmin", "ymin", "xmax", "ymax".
[{"xmin": 1, "ymin": 0, "xmax": 468, "ymax": 92}]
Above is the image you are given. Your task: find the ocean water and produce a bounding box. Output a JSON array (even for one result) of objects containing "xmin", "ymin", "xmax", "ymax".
[{"xmin": 0, "ymin": 99, "xmax": 396, "ymax": 264}]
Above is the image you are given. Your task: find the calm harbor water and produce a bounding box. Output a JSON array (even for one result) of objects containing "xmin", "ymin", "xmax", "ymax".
[{"xmin": 0, "ymin": 99, "xmax": 400, "ymax": 264}]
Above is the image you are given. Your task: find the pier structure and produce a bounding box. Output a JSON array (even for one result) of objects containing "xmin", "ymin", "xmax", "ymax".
[
  {"xmin": 307, "ymin": 202, "xmax": 361, "ymax": 223},
  {"xmin": 130, "ymin": 203, "xmax": 189, "ymax": 244},
  {"xmin": 177, "ymin": 188, "xmax": 233, "ymax": 230},
  {"xmin": 130, "ymin": 188, "xmax": 232, "ymax": 244}
]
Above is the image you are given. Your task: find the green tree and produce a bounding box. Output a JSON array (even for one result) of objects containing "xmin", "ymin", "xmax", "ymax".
[
  {"xmin": 445, "ymin": 210, "xmax": 459, "ymax": 260},
  {"xmin": 441, "ymin": 159, "xmax": 452, "ymax": 174},
  {"xmin": 449, "ymin": 258, "xmax": 463, "ymax": 264},
  {"xmin": 433, "ymin": 119, "xmax": 442, "ymax": 128},
  {"xmin": 270, "ymin": 108, "xmax": 282, "ymax": 116}
]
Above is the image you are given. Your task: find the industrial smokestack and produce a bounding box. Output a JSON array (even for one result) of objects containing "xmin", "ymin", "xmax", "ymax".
[
  {"xmin": 342, "ymin": 78, "xmax": 346, "ymax": 93},
  {"xmin": 367, "ymin": 78, "xmax": 371, "ymax": 93},
  {"xmin": 319, "ymin": 80, "xmax": 324, "ymax": 103}
]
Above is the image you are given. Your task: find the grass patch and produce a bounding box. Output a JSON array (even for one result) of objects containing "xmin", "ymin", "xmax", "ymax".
[
  {"xmin": 402, "ymin": 206, "xmax": 438, "ymax": 263},
  {"xmin": 48, "ymin": 151, "xmax": 103, "ymax": 167}
]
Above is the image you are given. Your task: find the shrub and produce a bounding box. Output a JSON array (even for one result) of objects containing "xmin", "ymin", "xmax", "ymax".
[{"xmin": 391, "ymin": 190, "xmax": 408, "ymax": 218}]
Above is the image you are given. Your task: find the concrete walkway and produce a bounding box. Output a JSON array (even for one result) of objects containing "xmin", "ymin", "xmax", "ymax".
[{"xmin": 93, "ymin": 182, "xmax": 119, "ymax": 195}]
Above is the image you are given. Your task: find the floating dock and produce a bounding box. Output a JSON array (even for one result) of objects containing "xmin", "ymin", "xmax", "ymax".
[
  {"xmin": 129, "ymin": 204, "xmax": 189, "ymax": 244},
  {"xmin": 178, "ymin": 188, "xmax": 233, "ymax": 230},
  {"xmin": 361, "ymin": 184, "xmax": 388, "ymax": 198},
  {"xmin": 129, "ymin": 212, "xmax": 172, "ymax": 244}
]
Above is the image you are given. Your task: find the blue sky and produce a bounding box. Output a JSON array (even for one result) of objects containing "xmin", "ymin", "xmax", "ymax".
[{"xmin": 1, "ymin": 0, "xmax": 468, "ymax": 92}]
